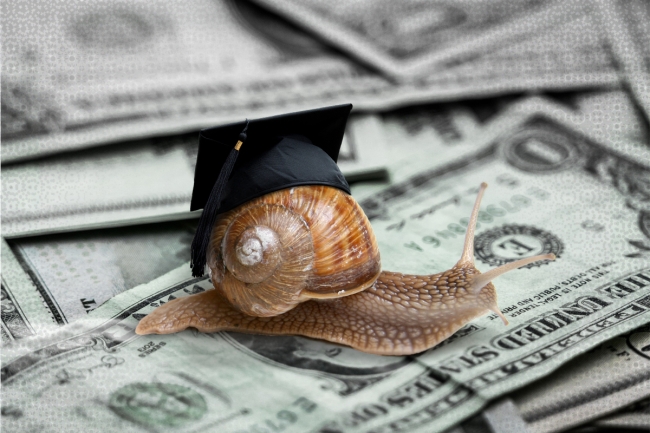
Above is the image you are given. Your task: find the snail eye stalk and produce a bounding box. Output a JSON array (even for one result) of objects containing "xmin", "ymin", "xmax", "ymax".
[{"xmin": 468, "ymin": 253, "xmax": 556, "ymax": 297}]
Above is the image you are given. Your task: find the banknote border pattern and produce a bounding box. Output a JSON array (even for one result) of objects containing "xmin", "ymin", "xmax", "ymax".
[{"xmin": 0, "ymin": 276, "xmax": 208, "ymax": 383}]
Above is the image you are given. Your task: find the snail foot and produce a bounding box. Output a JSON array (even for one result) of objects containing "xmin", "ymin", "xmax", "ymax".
[{"xmin": 135, "ymin": 289, "xmax": 236, "ymax": 335}]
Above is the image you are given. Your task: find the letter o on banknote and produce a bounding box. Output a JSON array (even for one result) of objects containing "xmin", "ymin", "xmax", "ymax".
[{"xmin": 501, "ymin": 125, "xmax": 580, "ymax": 173}]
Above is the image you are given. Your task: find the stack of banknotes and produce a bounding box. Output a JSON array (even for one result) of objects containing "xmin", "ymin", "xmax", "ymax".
[{"xmin": 2, "ymin": 1, "xmax": 649, "ymax": 432}]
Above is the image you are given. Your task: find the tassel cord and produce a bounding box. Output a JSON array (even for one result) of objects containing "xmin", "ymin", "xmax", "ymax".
[{"xmin": 190, "ymin": 120, "xmax": 248, "ymax": 277}]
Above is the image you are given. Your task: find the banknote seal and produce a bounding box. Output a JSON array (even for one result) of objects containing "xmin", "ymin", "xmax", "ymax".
[
  {"xmin": 474, "ymin": 224, "xmax": 563, "ymax": 268},
  {"xmin": 108, "ymin": 382, "xmax": 207, "ymax": 427}
]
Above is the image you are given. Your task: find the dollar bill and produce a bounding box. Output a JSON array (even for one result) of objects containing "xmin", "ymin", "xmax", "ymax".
[
  {"xmin": 476, "ymin": 324, "xmax": 650, "ymax": 433},
  {"xmin": 1, "ymin": 97, "xmax": 513, "ymax": 342},
  {"xmin": 1, "ymin": 96, "xmax": 523, "ymax": 340},
  {"xmin": 3, "ymin": 103, "xmax": 650, "ymax": 433},
  {"xmin": 563, "ymin": 90, "xmax": 649, "ymax": 151},
  {"xmin": 2, "ymin": 220, "xmax": 198, "ymax": 337},
  {"xmin": 350, "ymin": 95, "xmax": 527, "ymax": 202},
  {"xmin": 592, "ymin": 396, "xmax": 650, "ymax": 430},
  {"xmin": 249, "ymin": 0, "xmax": 618, "ymax": 80},
  {"xmin": 352, "ymin": 90, "xmax": 650, "ymax": 204},
  {"xmin": 2, "ymin": 134, "xmax": 198, "ymax": 238},
  {"xmin": 1, "ymin": 239, "xmax": 59, "ymax": 344},
  {"xmin": 1, "ymin": 266, "xmax": 434, "ymax": 433},
  {"xmin": 1, "ymin": 114, "xmax": 388, "ymax": 238},
  {"xmin": 593, "ymin": 0, "xmax": 650, "ymax": 123},
  {"xmin": 1, "ymin": 0, "xmax": 619, "ymax": 164},
  {"xmin": 346, "ymin": 101, "xmax": 650, "ymax": 431},
  {"xmin": 0, "ymin": 114, "xmax": 387, "ymax": 335},
  {"xmin": 508, "ymin": 94, "xmax": 650, "ymax": 171}
]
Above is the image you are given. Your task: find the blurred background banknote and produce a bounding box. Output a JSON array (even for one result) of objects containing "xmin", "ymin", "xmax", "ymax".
[
  {"xmin": 448, "ymin": 324, "xmax": 650, "ymax": 433},
  {"xmin": 2, "ymin": 0, "xmax": 650, "ymax": 433},
  {"xmin": 1, "ymin": 0, "xmax": 622, "ymax": 163},
  {"xmin": 1, "ymin": 114, "xmax": 389, "ymax": 237}
]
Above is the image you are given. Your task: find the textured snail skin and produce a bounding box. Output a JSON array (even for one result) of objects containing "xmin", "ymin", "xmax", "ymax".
[
  {"xmin": 136, "ymin": 183, "xmax": 554, "ymax": 355},
  {"xmin": 135, "ymin": 264, "xmax": 500, "ymax": 355}
]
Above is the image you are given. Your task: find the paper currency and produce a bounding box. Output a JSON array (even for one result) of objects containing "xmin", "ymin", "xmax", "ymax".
[
  {"xmin": 1, "ymin": 114, "xmax": 388, "ymax": 238},
  {"xmin": 348, "ymin": 103, "xmax": 650, "ymax": 430},
  {"xmin": 0, "ymin": 266, "xmax": 429, "ymax": 433},
  {"xmin": 477, "ymin": 324, "xmax": 650, "ymax": 433},
  {"xmin": 2, "ymin": 220, "xmax": 198, "ymax": 336},
  {"xmin": 0, "ymin": 0, "xmax": 361, "ymax": 163},
  {"xmin": 566, "ymin": 90, "xmax": 649, "ymax": 151},
  {"xmin": 593, "ymin": 396, "xmax": 650, "ymax": 430},
  {"xmin": 1, "ymin": 97, "xmax": 521, "ymax": 342},
  {"xmin": 2, "ymin": 135, "xmax": 197, "ymax": 238},
  {"xmin": 593, "ymin": 0, "xmax": 650, "ymax": 123},
  {"xmin": 350, "ymin": 95, "xmax": 524, "ymax": 202},
  {"xmin": 2, "ymin": 1, "xmax": 647, "ymax": 431},
  {"xmin": 3, "ymin": 105, "xmax": 650, "ymax": 433},
  {"xmin": 0, "ymin": 114, "xmax": 387, "ymax": 335},
  {"xmin": 352, "ymin": 90, "xmax": 650, "ymax": 204},
  {"xmin": 248, "ymin": 0, "xmax": 586, "ymax": 79},
  {"xmin": 1, "ymin": 0, "xmax": 619, "ymax": 163},
  {"xmin": 508, "ymin": 93, "xmax": 650, "ymax": 170},
  {"xmin": 1, "ymin": 240, "xmax": 59, "ymax": 344}
]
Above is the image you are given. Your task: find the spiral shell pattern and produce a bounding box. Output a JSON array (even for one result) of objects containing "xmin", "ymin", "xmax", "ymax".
[
  {"xmin": 220, "ymin": 204, "xmax": 314, "ymax": 316},
  {"xmin": 207, "ymin": 185, "xmax": 381, "ymax": 316}
]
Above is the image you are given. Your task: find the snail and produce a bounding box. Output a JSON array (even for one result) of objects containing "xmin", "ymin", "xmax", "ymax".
[{"xmin": 135, "ymin": 182, "xmax": 554, "ymax": 355}]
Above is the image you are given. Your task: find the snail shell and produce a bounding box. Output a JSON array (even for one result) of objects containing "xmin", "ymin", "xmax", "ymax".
[{"xmin": 207, "ymin": 185, "xmax": 381, "ymax": 317}]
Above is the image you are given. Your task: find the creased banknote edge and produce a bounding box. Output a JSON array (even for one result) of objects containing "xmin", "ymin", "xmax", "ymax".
[
  {"xmin": 1, "ymin": 239, "xmax": 59, "ymax": 342},
  {"xmin": 1, "ymin": 79, "xmax": 620, "ymax": 165},
  {"xmin": 247, "ymin": 0, "xmax": 579, "ymax": 78},
  {"xmin": 0, "ymin": 264, "xmax": 196, "ymax": 364},
  {"xmin": 2, "ymin": 210, "xmax": 200, "ymax": 240},
  {"xmin": 529, "ymin": 379, "xmax": 650, "ymax": 433},
  {"xmin": 592, "ymin": 0, "xmax": 650, "ymax": 124}
]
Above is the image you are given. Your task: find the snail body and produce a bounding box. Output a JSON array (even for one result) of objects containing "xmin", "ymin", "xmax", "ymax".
[{"xmin": 136, "ymin": 183, "xmax": 554, "ymax": 355}]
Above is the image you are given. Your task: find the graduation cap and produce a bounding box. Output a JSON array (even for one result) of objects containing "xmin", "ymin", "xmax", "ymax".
[{"xmin": 190, "ymin": 103, "xmax": 353, "ymax": 277}]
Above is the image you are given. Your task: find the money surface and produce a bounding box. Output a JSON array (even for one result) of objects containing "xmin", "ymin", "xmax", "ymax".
[
  {"xmin": 594, "ymin": 0, "xmax": 650, "ymax": 123},
  {"xmin": 593, "ymin": 396, "xmax": 650, "ymax": 430},
  {"xmin": 2, "ymin": 1, "xmax": 648, "ymax": 431},
  {"xmin": 2, "ymin": 240, "xmax": 60, "ymax": 344},
  {"xmin": 2, "ymin": 220, "xmax": 198, "ymax": 338},
  {"xmin": 1, "ymin": 114, "xmax": 388, "ymax": 238},
  {"xmin": 2, "ymin": 135, "xmax": 198, "ymax": 238},
  {"xmin": 351, "ymin": 102, "xmax": 650, "ymax": 428},
  {"xmin": 4, "ymin": 105, "xmax": 650, "ymax": 433},
  {"xmin": 1, "ymin": 266, "xmax": 429, "ymax": 433},
  {"xmin": 1, "ymin": 0, "xmax": 619, "ymax": 163},
  {"xmin": 565, "ymin": 90, "xmax": 649, "ymax": 152},
  {"xmin": 248, "ymin": 0, "xmax": 589, "ymax": 79},
  {"xmin": 350, "ymin": 95, "xmax": 525, "ymax": 202},
  {"xmin": 476, "ymin": 324, "xmax": 650, "ymax": 433},
  {"xmin": 352, "ymin": 90, "xmax": 650, "ymax": 204}
]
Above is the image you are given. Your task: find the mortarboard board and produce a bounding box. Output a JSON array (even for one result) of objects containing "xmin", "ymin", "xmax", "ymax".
[{"xmin": 190, "ymin": 103, "xmax": 353, "ymax": 277}]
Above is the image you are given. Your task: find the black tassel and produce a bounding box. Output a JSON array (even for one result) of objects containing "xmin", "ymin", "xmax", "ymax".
[{"xmin": 190, "ymin": 120, "xmax": 249, "ymax": 277}]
